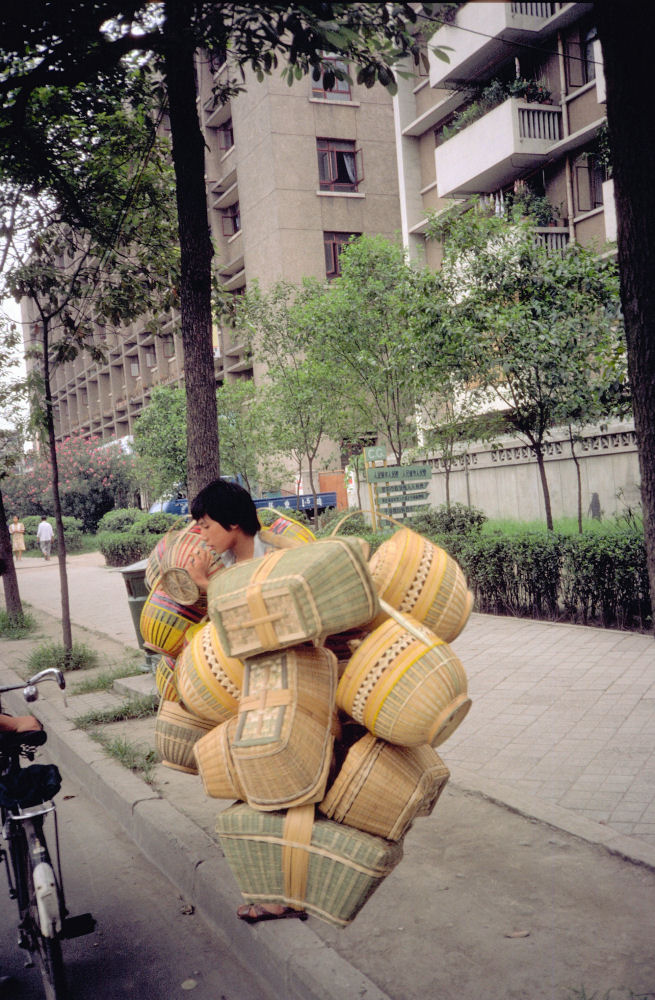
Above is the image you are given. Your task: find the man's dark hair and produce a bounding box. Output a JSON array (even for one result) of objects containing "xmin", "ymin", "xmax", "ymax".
[{"xmin": 190, "ymin": 479, "xmax": 259, "ymax": 535}]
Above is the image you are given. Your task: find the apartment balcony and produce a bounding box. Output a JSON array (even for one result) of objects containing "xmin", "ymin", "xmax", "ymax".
[
  {"xmin": 430, "ymin": 3, "xmax": 591, "ymax": 90},
  {"xmin": 435, "ymin": 98, "xmax": 562, "ymax": 198},
  {"xmin": 534, "ymin": 227, "xmax": 570, "ymax": 251}
]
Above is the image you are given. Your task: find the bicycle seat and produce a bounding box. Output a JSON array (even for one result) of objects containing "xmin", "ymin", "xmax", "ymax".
[{"xmin": 0, "ymin": 730, "xmax": 47, "ymax": 752}]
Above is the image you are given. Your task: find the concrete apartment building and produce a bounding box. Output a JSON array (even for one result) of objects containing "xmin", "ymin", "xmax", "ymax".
[{"xmin": 20, "ymin": 2, "xmax": 638, "ymax": 519}]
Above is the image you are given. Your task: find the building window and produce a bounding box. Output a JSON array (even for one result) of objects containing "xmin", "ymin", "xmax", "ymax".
[
  {"xmin": 218, "ymin": 118, "xmax": 234, "ymax": 152},
  {"xmin": 573, "ymin": 153, "xmax": 604, "ymax": 214},
  {"xmin": 222, "ymin": 201, "xmax": 241, "ymax": 236},
  {"xmin": 324, "ymin": 231, "xmax": 360, "ymax": 279},
  {"xmin": 130, "ymin": 359, "xmax": 139, "ymax": 377},
  {"xmin": 311, "ymin": 58, "xmax": 351, "ymax": 102},
  {"xmin": 566, "ymin": 23, "xmax": 597, "ymax": 89},
  {"xmin": 317, "ymin": 139, "xmax": 363, "ymax": 192},
  {"xmin": 145, "ymin": 349, "xmax": 156, "ymax": 368},
  {"xmin": 162, "ymin": 337, "xmax": 175, "ymax": 359}
]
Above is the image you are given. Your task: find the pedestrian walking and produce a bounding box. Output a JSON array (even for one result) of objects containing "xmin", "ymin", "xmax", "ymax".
[
  {"xmin": 8, "ymin": 516, "xmax": 25, "ymax": 561},
  {"xmin": 36, "ymin": 516, "xmax": 54, "ymax": 560}
]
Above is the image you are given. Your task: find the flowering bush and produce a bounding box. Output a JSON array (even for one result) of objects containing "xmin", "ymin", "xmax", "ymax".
[{"xmin": 3, "ymin": 435, "xmax": 137, "ymax": 532}]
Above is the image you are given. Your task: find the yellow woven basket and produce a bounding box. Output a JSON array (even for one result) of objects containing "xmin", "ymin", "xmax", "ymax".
[
  {"xmin": 193, "ymin": 717, "xmax": 246, "ymax": 800},
  {"xmin": 368, "ymin": 527, "xmax": 473, "ymax": 642},
  {"xmin": 154, "ymin": 655, "xmax": 180, "ymax": 703},
  {"xmin": 176, "ymin": 621, "xmax": 244, "ymax": 725},
  {"xmin": 336, "ymin": 612, "xmax": 471, "ymax": 747},
  {"xmin": 140, "ymin": 581, "xmax": 208, "ymax": 658},
  {"xmin": 230, "ymin": 645, "xmax": 338, "ymax": 811},
  {"xmin": 154, "ymin": 698, "xmax": 215, "ymax": 774},
  {"xmin": 319, "ymin": 733, "xmax": 450, "ymax": 840},
  {"xmin": 258, "ymin": 508, "xmax": 316, "ymax": 546}
]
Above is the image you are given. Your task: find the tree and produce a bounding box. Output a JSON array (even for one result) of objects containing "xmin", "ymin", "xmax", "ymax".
[
  {"xmin": 0, "ymin": 2, "xmax": 442, "ymax": 504},
  {"xmin": 306, "ymin": 235, "xmax": 434, "ymax": 465},
  {"xmin": 596, "ymin": 4, "xmax": 655, "ymax": 625},
  {"xmin": 0, "ymin": 317, "xmax": 26, "ymax": 621},
  {"xmin": 235, "ymin": 281, "xmax": 344, "ymax": 523},
  {"xmin": 132, "ymin": 385, "xmax": 188, "ymax": 502},
  {"xmin": 428, "ymin": 207, "xmax": 624, "ymax": 530},
  {"xmin": 216, "ymin": 379, "xmax": 280, "ymax": 496}
]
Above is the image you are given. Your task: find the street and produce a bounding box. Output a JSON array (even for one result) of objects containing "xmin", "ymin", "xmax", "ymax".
[{"xmin": 0, "ymin": 768, "xmax": 273, "ymax": 1000}]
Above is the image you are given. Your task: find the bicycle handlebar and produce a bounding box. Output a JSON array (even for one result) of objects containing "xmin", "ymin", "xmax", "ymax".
[{"xmin": 0, "ymin": 668, "xmax": 66, "ymax": 698}]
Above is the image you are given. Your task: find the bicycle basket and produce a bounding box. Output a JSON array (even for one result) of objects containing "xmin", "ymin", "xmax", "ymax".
[{"xmin": 0, "ymin": 764, "xmax": 62, "ymax": 810}]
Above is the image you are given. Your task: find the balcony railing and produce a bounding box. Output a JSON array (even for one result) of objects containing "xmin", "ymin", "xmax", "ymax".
[
  {"xmin": 435, "ymin": 98, "xmax": 562, "ymax": 198},
  {"xmin": 534, "ymin": 228, "xmax": 570, "ymax": 252}
]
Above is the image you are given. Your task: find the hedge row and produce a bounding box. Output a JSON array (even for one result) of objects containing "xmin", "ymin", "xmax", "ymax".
[
  {"xmin": 96, "ymin": 511, "xmax": 179, "ymax": 567},
  {"xmin": 443, "ymin": 527, "xmax": 651, "ymax": 632}
]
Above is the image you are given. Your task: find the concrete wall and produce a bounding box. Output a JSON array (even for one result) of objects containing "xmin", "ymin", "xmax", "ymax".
[{"xmin": 426, "ymin": 421, "xmax": 640, "ymax": 522}]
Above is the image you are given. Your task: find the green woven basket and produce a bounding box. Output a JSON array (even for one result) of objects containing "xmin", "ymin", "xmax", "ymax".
[
  {"xmin": 215, "ymin": 802, "xmax": 403, "ymax": 927},
  {"xmin": 207, "ymin": 537, "xmax": 379, "ymax": 658}
]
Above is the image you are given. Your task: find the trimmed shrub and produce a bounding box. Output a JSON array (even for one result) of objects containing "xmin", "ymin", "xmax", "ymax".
[
  {"xmin": 96, "ymin": 512, "xmax": 179, "ymax": 567},
  {"xmin": 96, "ymin": 508, "xmax": 146, "ymax": 533},
  {"xmin": 408, "ymin": 502, "xmax": 487, "ymax": 538}
]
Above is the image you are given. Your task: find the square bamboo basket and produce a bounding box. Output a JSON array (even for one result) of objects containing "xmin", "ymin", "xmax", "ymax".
[
  {"xmin": 319, "ymin": 733, "xmax": 450, "ymax": 840},
  {"xmin": 215, "ymin": 802, "xmax": 403, "ymax": 927},
  {"xmin": 231, "ymin": 645, "xmax": 338, "ymax": 811},
  {"xmin": 207, "ymin": 538, "xmax": 379, "ymax": 658}
]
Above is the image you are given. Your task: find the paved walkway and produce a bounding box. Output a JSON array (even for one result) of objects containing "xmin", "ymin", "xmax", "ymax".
[{"xmin": 11, "ymin": 553, "xmax": 655, "ymax": 849}]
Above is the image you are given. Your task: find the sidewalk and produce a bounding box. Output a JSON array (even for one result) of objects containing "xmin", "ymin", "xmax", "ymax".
[{"xmin": 2, "ymin": 554, "xmax": 655, "ymax": 1000}]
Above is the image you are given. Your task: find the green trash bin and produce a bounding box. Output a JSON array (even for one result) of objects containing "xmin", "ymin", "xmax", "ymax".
[{"xmin": 119, "ymin": 559, "xmax": 158, "ymax": 672}]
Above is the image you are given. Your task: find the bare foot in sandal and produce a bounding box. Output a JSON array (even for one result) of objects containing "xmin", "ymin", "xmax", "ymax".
[{"xmin": 237, "ymin": 903, "xmax": 307, "ymax": 924}]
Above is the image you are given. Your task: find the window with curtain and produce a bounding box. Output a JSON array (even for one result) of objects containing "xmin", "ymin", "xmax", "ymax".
[
  {"xmin": 317, "ymin": 139, "xmax": 363, "ymax": 192},
  {"xmin": 323, "ymin": 231, "xmax": 360, "ymax": 279}
]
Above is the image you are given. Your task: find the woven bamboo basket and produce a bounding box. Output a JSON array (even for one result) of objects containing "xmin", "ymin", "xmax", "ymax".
[
  {"xmin": 154, "ymin": 654, "xmax": 180, "ymax": 703},
  {"xmin": 258, "ymin": 509, "xmax": 316, "ymax": 546},
  {"xmin": 319, "ymin": 733, "xmax": 450, "ymax": 840},
  {"xmin": 207, "ymin": 537, "xmax": 379, "ymax": 659},
  {"xmin": 158, "ymin": 523, "xmax": 225, "ymax": 606},
  {"xmin": 216, "ymin": 801, "xmax": 403, "ymax": 927},
  {"xmin": 139, "ymin": 583, "xmax": 208, "ymax": 658},
  {"xmin": 176, "ymin": 621, "xmax": 244, "ymax": 725},
  {"xmin": 145, "ymin": 532, "xmax": 180, "ymax": 592},
  {"xmin": 193, "ymin": 717, "xmax": 246, "ymax": 800},
  {"xmin": 336, "ymin": 611, "xmax": 471, "ymax": 747},
  {"xmin": 154, "ymin": 698, "xmax": 215, "ymax": 773},
  {"xmin": 368, "ymin": 528, "xmax": 473, "ymax": 642},
  {"xmin": 230, "ymin": 645, "xmax": 338, "ymax": 811}
]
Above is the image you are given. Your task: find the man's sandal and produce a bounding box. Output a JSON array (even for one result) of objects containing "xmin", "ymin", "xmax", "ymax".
[{"xmin": 237, "ymin": 903, "xmax": 307, "ymax": 924}]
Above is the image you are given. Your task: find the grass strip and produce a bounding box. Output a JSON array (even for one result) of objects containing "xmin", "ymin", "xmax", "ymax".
[
  {"xmin": 73, "ymin": 694, "xmax": 158, "ymax": 730},
  {"xmin": 89, "ymin": 731, "xmax": 160, "ymax": 784}
]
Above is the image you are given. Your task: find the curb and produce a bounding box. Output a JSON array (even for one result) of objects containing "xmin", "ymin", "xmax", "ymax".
[{"xmin": 2, "ymin": 669, "xmax": 393, "ymax": 1000}]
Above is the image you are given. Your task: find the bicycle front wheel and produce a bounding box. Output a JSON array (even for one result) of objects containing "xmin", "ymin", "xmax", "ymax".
[{"xmin": 26, "ymin": 852, "xmax": 67, "ymax": 1000}]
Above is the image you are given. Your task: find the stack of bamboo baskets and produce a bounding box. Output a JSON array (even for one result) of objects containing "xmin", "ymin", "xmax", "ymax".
[{"xmin": 143, "ymin": 515, "xmax": 474, "ymax": 927}]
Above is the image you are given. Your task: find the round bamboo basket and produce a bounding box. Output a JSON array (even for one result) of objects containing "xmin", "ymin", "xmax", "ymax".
[
  {"xmin": 154, "ymin": 699, "xmax": 215, "ymax": 773},
  {"xmin": 193, "ymin": 717, "xmax": 246, "ymax": 800},
  {"xmin": 319, "ymin": 733, "xmax": 450, "ymax": 840},
  {"xmin": 176, "ymin": 621, "xmax": 244, "ymax": 725},
  {"xmin": 259, "ymin": 509, "xmax": 316, "ymax": 546},
  {"xmin": 146, "ymin": 532, "xmax": 181, "ymax": 592},
  {"xmin": 368, "ymin": 528, "xmax": 473, "ymax": 642},
  {"xmin": 158, "ymin": 524, "xmax": 224, "ymax": 606},
  {"xmin": 139, "ymin": 583, "xmax": 207, "ymax": 658},
  {"xmin": 154, "ymin": 654, "xmax": 180, "ymax": 703},
  {"xmin": 336, "ymin": 613, "xmax": 471, "ymax": 747}
]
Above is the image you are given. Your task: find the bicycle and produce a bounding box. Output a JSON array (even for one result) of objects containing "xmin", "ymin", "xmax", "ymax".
[{"xmin": 0, "ymin": 668, "xmax": 96, "ymax": 999}]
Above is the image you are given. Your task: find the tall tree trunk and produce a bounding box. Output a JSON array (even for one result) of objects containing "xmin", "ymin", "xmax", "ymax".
[
  {"xmin": 597, "ymin": 5, "xmax": 655, "ymax": 631},
  {"xmin": 568, "ymin": 426, "xmax": 583, "ymax": 534},
  {"xmin": 0, "ymin": 486, "xmax": 23, "ymax": 618},
  {"xmin": 163, "ymin": 0, "xmax": 220, "ymax": 504},
  {"xmin": 42, "ymin": 319, "xmax": 72, "ymax": 653},
  {"xmin": 533, "ymin": 442, "xmax": 554, "ymax": 531}
]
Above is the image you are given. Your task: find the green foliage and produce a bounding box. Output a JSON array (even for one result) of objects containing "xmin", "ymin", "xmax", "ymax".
[
  {"xmin": 132, "ymin": 385, "xmax": 188, "ymax": 501},
  {"xmin": 96, "ymin": 508, "xmax": 145, "ymax": 532},
  {"xmin": 96, "ymin": 511, "xmax": 178, "ymax": 566},
  {"xmin": 70, "ymin": 663, "xmax": 142, "ymax": 695},
  {"xmin": 408, "ymin": 502, "xmax": 487, "ymax": 537},
  {"xmin": 216, "ymin": 379, "xmax": 280, "ymax": 496},
  {"xmin": 90, "ymin": 733, "xmax": 159, "ymax": 783},
  {"xmin": 0, "ymin": 609, "xmax": 37, "ymax": 638},
  {"xmin": 74, "ymin": 695, "xmax": 159, "ymax": 729},
  {"xmin": 27, "ymin": 640, "xmax": 99, "ymax": 673},
  {"xmin": 316, "ymin": 508, "xmax": 371, "ymax": 537},
  {"xmin": 3, "ymin": 436, "xmax": 136, "ymax": 531},
  {"xmin": 441, "ymin": 77, "xmax": 551, "ymax": 141}
]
